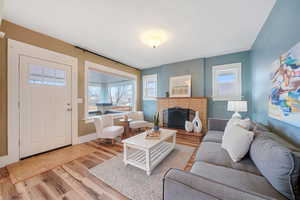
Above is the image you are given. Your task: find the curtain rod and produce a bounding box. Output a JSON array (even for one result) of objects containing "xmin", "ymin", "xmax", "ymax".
[{"xmin": 74, "ymin": 46, "xmax": 140, "ymax": 71}]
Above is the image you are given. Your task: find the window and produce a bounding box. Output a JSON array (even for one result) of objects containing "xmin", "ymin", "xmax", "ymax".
[
  {"xmin": 212, "ymin": 63, "xmax": 241, "ymax": 101},
  {"xmin": 86, "ymin": 67, "xmax": 136, "ymax": 118},
  {"xmin": 143, "ymin": 74, "xmax": 157, "ymax": 100},
  {"xmin": 109, "ymin": 83, "xmax": 133, "ymax": 106},
  {"xmin": 29, "ymin": 65, "xmax": 66, "ymax": 86}
]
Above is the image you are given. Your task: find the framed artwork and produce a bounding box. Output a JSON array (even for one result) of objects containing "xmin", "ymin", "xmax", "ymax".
[
  {"xmin": 169, "ymin": 75, "xmax": 191, "ymax": 97},
  {"xmin": 269, "ymin": 41, "xmax": 300, "ymax": 127}
]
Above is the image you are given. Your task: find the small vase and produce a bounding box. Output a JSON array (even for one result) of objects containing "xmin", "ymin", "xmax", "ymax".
[
  {"xmin": 153, "ymin": 125, "xmax": 160, "ymax": 131},
  {"xmin": 192, "ymin": 111, "xmax": 202, "ymax": 133},
  {"xmin": 185, "ymin": 121, "xmax": 193, "ymax": 132}
]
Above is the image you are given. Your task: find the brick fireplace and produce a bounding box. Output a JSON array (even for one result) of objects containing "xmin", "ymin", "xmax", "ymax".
[
  {"xmin": 163, "ymin": 107, "xmax": 195, "ymax": 129},
  {"xmin": 157, "ymin": 97, "xmax": 208, "ymax": 145}
]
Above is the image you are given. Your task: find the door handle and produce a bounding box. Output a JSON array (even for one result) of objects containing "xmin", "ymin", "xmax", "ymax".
[{"xmin": 67, "ymin": 108, "xmax": 72, "ymax": 111}]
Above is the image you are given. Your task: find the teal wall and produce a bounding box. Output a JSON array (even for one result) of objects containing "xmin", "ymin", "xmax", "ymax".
[
  {"xmin": 142, "ymin": 59, "xmax": 205, "ymax": 121},
  {"xmin": 141, "ymin": 51, "xmax": 252, "ymax": 121},
  {"xmin": 250, "ymin": 0, "xmax": 300, "ymax": 145},
  {"xmin": 205, "ymin": 51, "xmax": 251, "ymax": 119}
]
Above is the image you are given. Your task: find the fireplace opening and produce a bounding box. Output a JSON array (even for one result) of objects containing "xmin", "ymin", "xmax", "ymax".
[{"xmin": 163, "ymin": 107, "xmax": 195, "ymax": 129}]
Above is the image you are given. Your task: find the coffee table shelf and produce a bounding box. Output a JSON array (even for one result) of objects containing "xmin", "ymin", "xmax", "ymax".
[{"xmin": 122, "ymin": 129, "xmax": 176, "ymax": 176}]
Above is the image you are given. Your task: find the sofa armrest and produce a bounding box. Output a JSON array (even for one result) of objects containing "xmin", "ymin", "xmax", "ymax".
[
  {"xmin": 163, "ymin": 168, "xmax": 277, "ymax": 200},
  {"xmin": 208, "ymin": 118, "xmax": 228, "ymax": 131}
]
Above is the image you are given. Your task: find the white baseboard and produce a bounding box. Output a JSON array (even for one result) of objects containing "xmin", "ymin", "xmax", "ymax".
[
  {"xmin": 0, "ymin": 155, "xmax": 19, "ymax": 168},
  {"xmin": 79, "ymin": 132, "xmax": 98, "ymax": 144}
]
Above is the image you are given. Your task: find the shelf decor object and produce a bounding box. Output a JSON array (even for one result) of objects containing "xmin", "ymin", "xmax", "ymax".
[
  {"xmin": 145, "ymin": 129, "xmax": 161, "ymax": 140},
  {"xmin": 153, "ymin": 112, "xmax": 160, "ymax": 131},
  {"xmin": 192, "ymin": 111, "xmax": 202, "ymax": 133},
  {"xmin": 185, "ymin": 121, "xmax": 193, "ymax": 132}
]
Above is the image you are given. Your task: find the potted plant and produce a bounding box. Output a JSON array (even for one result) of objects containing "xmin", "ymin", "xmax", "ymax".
[{"xmin": 153, "ymin": 112, "xmax": 160, "ymax": 131}]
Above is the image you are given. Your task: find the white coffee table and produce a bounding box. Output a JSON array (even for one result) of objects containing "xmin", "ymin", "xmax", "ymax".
[{"xmin": 122, "ymin": 129, "xmax": 177, "ymax": 176}]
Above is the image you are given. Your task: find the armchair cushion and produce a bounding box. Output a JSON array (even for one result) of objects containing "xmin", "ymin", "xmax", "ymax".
[
  {"xmin": 101, "ymin": 126, "xmax": 124, "ymax": 139},
  {"xmin": 128, "ymin": 111, "xmax": 144, "ymax": 121},
  {"xmin": 129, "ymin": 120, "xmax": 152, "ymax": 129}
]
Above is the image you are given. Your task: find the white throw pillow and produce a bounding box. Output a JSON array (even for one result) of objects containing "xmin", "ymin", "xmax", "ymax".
[
  {"xmin": 222, "ymin": 125, "xmax": 254, "ymax": 162},
  {"xmin": 234, "ymin": 118, "xmax": 251, "ymax": 130},
  {"xmin": 222, "ymin": 118, "xmax": 251, "ymax": 149}
]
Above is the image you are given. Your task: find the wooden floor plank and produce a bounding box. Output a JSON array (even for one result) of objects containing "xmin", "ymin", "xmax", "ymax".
[
  {"xmin": 29, "ymin": 183, "xmax": 57, "ymax": 200},
  {"xmin": 53, "ymin": 167, "xmax": 102, "ymax": 200},
  {"xmin": 15, "ymin": 182, "xmax": 31, "ymax": 200},
  {"xmin": 76, "ymin": 155, "xmax": 104, "ymax": 169},
  {"xmin": 86, "ymin": 142, "xmax": 117, "ymax": 157},
  {"xmin": 62, "ymin": 191, "xmax": 85, "ymax": 200},
  {"xmin": 0, "ymin": 177, "xmax": 23, "ymax": 200},
  {"xmin": 92, "ymin": 151, "xmax": 112, "ymax": 160},
  {"xmin": 89, "ymin": 142, "xmax": 119, "ymax": 155},
  {"xmin": 7, "ymin": 144, "xmax": 97, "ymax": 184},
  {"xmin": 40, "ymin": 170, "xmax": 72, "ymax": 197},
  {"xmin": 0, "ymin": 168, "xmax": 9, "ymax": 181}
]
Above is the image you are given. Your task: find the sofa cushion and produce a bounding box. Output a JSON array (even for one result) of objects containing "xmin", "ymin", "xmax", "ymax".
[
  {"xmin": 202, "ymin": 130, "xmax": 223, "ymax": 143},
  {"xmin": 250, "ymin": 135, "xmax": 300, "ymax": 200},
  {"xmin": 196, "ymin": 142, "xmax": 261, "ymax": 176},
  {"xmin": 222, "ymin": 118, "xmax": 252, "ymax": 150},
  {"xmin": 190, "ymin": 162, "xmax": 286, "ymax": 200},
  {"xmin": 222, "ymin": 125, "xmax": 254, "ymax": 162},
  {"xmin": 252, "ymin": 123, "xmax": 269, "ymax": 132},
  {"xmin": 208, "ymin": 118, "xmax": 228, "ymax": 131},
  {"xmin": 262, "ymin": 131, "xmax": 300, "ymax": 152}
]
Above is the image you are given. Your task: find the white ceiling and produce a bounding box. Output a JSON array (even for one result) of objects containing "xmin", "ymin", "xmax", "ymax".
[
  {"xmin": 88, "ymin": 69, "xmax": 131, "ymax": 84},
  {"xmin": 3, "ymin": 0, "xmax": 276, "ymax": 69}
]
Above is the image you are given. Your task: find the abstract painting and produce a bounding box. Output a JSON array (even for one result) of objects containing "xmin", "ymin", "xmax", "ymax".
[{"xmin": 269, "ymin": 42, "xmax": 300, "ymax": 127}]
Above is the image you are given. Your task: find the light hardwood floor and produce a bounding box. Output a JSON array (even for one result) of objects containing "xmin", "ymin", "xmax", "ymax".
[{"xmin": 0, "ymin": 136, "xmax": 200, "ymax": 200}]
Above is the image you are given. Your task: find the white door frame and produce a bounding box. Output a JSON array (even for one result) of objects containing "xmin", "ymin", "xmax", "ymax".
[{"xmin": 0, "ymin": 39, "xmax": 78, "ymax": 167}]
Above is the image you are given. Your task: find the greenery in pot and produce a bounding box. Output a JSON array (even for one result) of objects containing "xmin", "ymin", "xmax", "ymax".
[{"xmin": 153, "ymin": 112, "xmax": 160, "ymax": 131}]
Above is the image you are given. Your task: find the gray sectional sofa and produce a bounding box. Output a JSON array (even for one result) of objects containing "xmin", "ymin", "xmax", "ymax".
[{"xmin": 163, "ymin": 118, "xmax": 300, "ymax": 200}]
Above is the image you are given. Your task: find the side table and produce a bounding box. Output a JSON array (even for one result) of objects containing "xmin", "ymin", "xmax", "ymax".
[{"xmin": 119, "ymin": 118, "xmax": 133, "ymax": 138}]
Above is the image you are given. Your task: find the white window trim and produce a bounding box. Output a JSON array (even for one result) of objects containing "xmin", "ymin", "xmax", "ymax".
[
  {"xmin": 84, "ymin": 61, "xmax": 138, "ymax": 123},
  {"xmin": 212, "ymin": 63, "xmax": 242, "ymax": 101},
  {"xmin": 1, "ymin": 39, "xmax": 78, "ymax": 167},
  {"xmin": 143, "ymin": 74, "xmax": 158, "ymax": 100}
]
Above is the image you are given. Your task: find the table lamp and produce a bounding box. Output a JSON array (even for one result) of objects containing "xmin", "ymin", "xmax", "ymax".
[{"xmin": 227, "ymin": 101, "xmax": 248, "ymax": 118}]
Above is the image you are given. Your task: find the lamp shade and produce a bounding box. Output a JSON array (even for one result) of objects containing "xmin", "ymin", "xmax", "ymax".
[{"xmin": 227, "ymin": 101, "xmax": 248, "ymax": 112}]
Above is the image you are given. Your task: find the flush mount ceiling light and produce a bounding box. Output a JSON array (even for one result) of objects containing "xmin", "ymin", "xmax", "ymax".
[{"xmin": 141, "ymin": 30, "xmax": 168, "ymax": 48}]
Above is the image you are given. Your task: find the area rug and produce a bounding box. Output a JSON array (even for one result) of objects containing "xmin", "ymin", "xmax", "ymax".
[{"xmin": 89, "ymin": 144, "xmax": 195, "ymax": 200}]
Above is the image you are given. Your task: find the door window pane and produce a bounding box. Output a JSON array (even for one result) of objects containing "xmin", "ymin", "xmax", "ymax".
[{"xmin": 28, "ymin": 65, "xmax": 66, "ymax": 86}]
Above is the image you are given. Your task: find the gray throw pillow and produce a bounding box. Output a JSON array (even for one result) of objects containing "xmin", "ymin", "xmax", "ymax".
[{"xmin": 250, "ymin": 135, "xmax": 300, "ymax": 200}]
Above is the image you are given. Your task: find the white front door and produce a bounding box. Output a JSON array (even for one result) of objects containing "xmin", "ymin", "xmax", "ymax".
[{"xmin": 20, "ymin": 55, "xmax": 72, "ymax": 158}]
